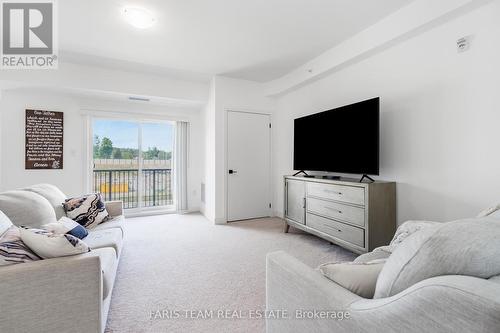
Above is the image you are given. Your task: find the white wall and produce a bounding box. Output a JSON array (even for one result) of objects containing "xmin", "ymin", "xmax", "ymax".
[
  {"xmin": 201, "ymin": 76, "xmax": 275, "ymax": 223},
  {"xmin": 272, "ymin": 1, "xmax": 500, "ymax": 224},
  {"xmin": 0, "ymin": 89, "xmax": 204, "ymax": 211},
  {"xmin": 200, "ymin": 78, "xmax": 216, "ymax": 221},
  {"xmin": 0, "ymin": 91, "xmax": 85, "ymax": 196}
]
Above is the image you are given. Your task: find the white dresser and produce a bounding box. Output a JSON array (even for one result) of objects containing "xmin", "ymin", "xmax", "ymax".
[{"xmin": 284, "ymin": 176, "xmax": 396, "ymax": 254}]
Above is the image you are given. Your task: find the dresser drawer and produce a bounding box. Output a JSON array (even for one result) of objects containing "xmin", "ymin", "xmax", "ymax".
[
  {"xmin": 307, "ymin": 182, "xmax": 365, "ymax": 206},
  {"xmin": 306, "ymin": 213, "xmax": 365, "ymax": 248},
  {"xmin": 307, "ymin": 197, "xmax": 365, "ymax": 227}
]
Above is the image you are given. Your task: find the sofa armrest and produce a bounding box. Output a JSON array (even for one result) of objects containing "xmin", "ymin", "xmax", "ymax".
[
  {"xmin": 348, "ymin": 275, "xmax": 500, "ymax": 332},
  {"xmin": 266, "ymin": 251, "xmax": 362, "ymax": 333},
  {"xmin": 105, "ymin": 200, "xmax": 123, "ymax": 217},
  {"xmin": 0, "ymin": 253, "xmax": 103, "ymax": 333},
  {"xmin": 267, "ymin": 252, "xmax": 500, "ymax": 333}
]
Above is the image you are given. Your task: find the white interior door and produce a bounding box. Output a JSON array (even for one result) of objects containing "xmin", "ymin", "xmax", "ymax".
[{"xmin": 227, "ymin": 111, "xmax": 271, "ymax": 221}]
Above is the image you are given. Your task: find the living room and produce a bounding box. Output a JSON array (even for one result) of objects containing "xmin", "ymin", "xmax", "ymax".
[{"xmin": 1, "ymin": 0, "xmax": 499, "ymax": 332}]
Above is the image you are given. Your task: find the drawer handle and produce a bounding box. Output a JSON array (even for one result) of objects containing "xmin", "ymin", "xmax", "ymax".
[
  {"xmin": 323, "ymin": 224, "xmax": 342, "ymax": 232},
  {"xmin": 324, "ymin": 206, "xmax": 342, "ymax": 214},
  {"xmin": 324, "ymin": 189, "xmax": 342, "ymax": 195}
]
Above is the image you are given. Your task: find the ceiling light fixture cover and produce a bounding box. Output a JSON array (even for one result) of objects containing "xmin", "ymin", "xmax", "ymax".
[{"xmin": 122, "ymin": 6, "xmax": 156, "ymax": 29}]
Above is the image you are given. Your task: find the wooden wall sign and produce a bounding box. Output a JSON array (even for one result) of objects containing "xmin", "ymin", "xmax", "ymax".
[{"xmin": 25, "ymin": 109, "xmax": 64, "ymax": 169}]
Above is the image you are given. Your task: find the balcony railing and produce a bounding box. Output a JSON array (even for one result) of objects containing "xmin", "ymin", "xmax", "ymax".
[{"xmin": 93, "ymin": 169, "xmax": 173, "ymax": 209}]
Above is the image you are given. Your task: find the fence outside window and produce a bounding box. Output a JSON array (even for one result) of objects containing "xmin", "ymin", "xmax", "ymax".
[{"xmin": 93, "ymin": 169, "xmax": 173, "ymax": 208}]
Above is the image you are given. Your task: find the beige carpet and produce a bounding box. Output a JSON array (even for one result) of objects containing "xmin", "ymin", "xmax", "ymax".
[{"xmin": 105, "ymin": 213, "xmax": 356, "ymax": 333}]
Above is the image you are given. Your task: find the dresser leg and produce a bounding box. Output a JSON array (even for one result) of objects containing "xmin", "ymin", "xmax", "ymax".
[{"xmin": 284, "ymin": 223, "xmax": 290, "ymax": 233}]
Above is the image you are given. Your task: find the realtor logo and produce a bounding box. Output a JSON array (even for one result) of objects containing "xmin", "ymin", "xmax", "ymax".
[{"xmin": 1, "ymin": 0, "xmax": 58, "ymax": 69}]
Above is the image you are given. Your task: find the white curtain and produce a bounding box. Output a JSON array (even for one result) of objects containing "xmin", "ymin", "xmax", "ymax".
[{"xmin": 174, "ymin": 121, "xmax": 189, "ymax": 212}]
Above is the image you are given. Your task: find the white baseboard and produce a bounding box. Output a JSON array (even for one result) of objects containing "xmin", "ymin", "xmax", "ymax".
[
  {"xmin": 214, "ymin": 217, "xmax": 227, "ymax": 224},
  {"xmin": 273, "ymin": 210, "xmax": 284, "ymax": 219}
]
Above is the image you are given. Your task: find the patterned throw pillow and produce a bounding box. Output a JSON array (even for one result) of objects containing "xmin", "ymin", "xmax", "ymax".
[
  {"xmin": 0, "ymin": 226, "xmax": 41, "ymax": 266},
  {"xmin": 43, "ymin": 217, "xmax": 89, "ymax": 239},
  {"xmin": 63, "ymin": 193, "xmax": 109, "ymax": 229},
  {"xmin": 19, "ymin": 227, "xmax": 90, "ymax": 259}
]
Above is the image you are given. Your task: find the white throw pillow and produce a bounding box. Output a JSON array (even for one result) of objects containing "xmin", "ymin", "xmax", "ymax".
[
  {"xmin": 319, "ymin": 259, "xmax": 386, "ymax": 298},
  {"xmin": 20, "ymin": 227, "xmax": 90, "ymax": 259},
  {"xmin": 0, "ymin": 210, "xmax": 13, "ymax": 236},
  {"xmin": 43, "ymin": 217, "xmax": 89, "ymax": 239},
  {"xmin": 319, "ymin": 259, "xmax": 386, "ymax": 299},
  {"xmin": 374, "ymin": 217, "xmax": 500, "ymax": 298}
]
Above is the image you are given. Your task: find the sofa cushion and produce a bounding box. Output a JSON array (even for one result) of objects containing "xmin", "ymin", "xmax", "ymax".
[
  {"xmin": 43, "ymin": 217, "xmax": 89, "ymax": 239},
  {"xmin": 63, "ymin": 193, "xmax": 109, "ymax": 229},
  {"xmin": 85, "ymin": 228, "xmax": 123, "ymax": 257},
  {"xmin": 0, "ymin": 226, "xmax": 41, "ymax": 266},
  {"xmin": 373, "ymin": 220, "xmax": 440, "ymax": 255},
  {"xmin": 354, "ymin": 250, "xmax": 391, "ymax": 263},
  {"xmin": 23, "ymin": 184, "xmax": 67, "ymax": 220},
  {"xmin": 319, "ymin": 260, "xmax": 385, "ymax": 298},
  {"xmin": 91, "ymin": 247, "xmax": 118, "ymax": 299},
  {"xmin": 374, "ymin": 217, "xmax": 500, "ymax": 298},
  {"xmin": 0, "ymin": 210, "xmax": 13, "ymax": 236},
  {"xmin": 0, "ymin": 190, "xmax": 56, "ymax": 228},
  {"xmin": 20, "ymin": 227, "xmax": 90, "ymax": 259},
  {"xmin": 91, "ymin": 215, "xmax": 125, "ymax": 236}
]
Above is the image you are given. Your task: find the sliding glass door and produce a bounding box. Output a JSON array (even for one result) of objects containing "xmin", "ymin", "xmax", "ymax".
[{"xmin": 92, "ymin": 119, "xmax": 175, "ymax": 211}]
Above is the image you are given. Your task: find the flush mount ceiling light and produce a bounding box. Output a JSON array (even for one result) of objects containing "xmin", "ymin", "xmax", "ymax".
[{"xmin": 122, "ymin": 6, "xmax": 156, "ymax": 29}]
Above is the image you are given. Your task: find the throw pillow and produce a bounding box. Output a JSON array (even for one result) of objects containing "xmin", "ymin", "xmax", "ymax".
[
  {"xmin": 63, "ymin": 193, "xmax": 109, "ymax": 229},
  {"xmin": 0, "ymin": 210, "xmax": 13, "ymax": 236},
  {"xmin": 0, "ymin": 226, "xmax": 41, "ymax": 266},
  {"xmin": 43, "ymin": 216, "xmax": 89, "ymax": 239},
  {"xmin": 319, "ymin": 259, "xmax": 386, "ymax": 299},
  {"xmin": 19, "ymin": 227, "xmax": 90, "ymax": 259},
  {"xmin": 374, "ymin": 217, "xmax": 500, "ymax": 299},
  {"xmin": 354, "ymin": 250, "xmax": 391, "ymax": 263}
]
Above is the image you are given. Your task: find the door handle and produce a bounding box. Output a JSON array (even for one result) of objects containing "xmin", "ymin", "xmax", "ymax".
[{"xmin": 228, "ymin": 170, "xmax": 237, "ymax": 174}]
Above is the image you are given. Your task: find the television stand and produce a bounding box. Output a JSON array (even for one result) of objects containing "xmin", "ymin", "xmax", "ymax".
[
  {"xmin": 283, "ymin": 176, "xmax": 396, "ymax": 254},
  {"xmin": 360, "ymin": 174, "xmax": 375, "ymax": 183}
]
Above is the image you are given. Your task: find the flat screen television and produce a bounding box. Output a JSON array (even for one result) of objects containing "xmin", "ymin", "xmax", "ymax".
[{"xmin": 294, "ymin": 97, "xmax": 380, "ymax": 176}]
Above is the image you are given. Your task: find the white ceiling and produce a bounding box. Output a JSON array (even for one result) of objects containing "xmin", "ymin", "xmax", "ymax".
[{"xmin": 59, "ymin": 0, "xmax": 414, "ymax": 82}]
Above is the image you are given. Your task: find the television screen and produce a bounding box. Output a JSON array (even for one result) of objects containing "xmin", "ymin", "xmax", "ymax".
[{"xmin": 293, "ymin": 97, "xmax": 380, "ymax": 175}]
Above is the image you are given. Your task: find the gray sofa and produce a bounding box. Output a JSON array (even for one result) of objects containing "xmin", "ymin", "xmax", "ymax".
[
  {"xmin": 0, "ymin": 184, "xmax": 124, "ymax": 333},
  {"xmin": 266, "ymin": 225, "xmax": 500, "ymax": 332}
]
